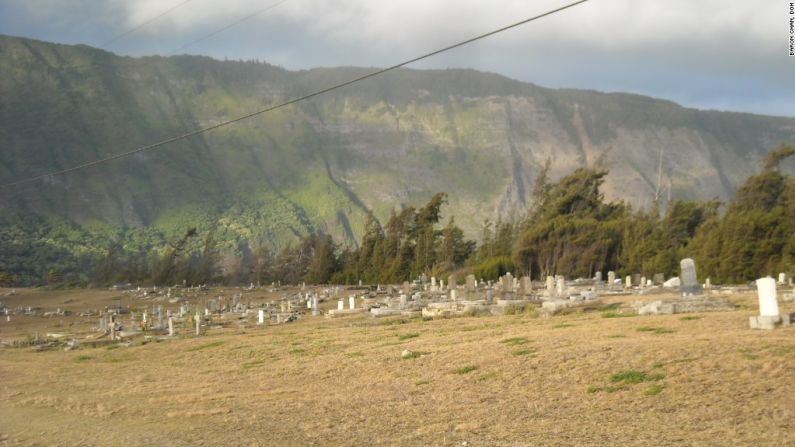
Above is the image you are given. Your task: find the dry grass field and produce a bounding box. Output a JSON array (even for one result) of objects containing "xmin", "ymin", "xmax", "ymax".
[{"xmin": 1, "ymin": 287, "xmax": 794, "ymax": 446}]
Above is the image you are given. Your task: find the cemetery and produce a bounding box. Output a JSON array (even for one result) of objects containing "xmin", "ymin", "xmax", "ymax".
[{"xmin": 1, "ymin": 258, "xmax": 794, "ymax": 445}]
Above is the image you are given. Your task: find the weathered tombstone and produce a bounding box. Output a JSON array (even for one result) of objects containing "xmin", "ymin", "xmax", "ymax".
[
  {"xmin": 312, "ymin": 296, "xmax": 319, "ymax": 316},
  {"xmin": 99, "ymin": 316, "xmax": 107, "ymax": 332},
  {"xmin": 450, "ymin": 290, "xmax": 457, "ymax": 301},
  {"xmin": 757, "ymin": 277, "xmax": 780, "ymax": 317},
  {"xmin": 594, "ymin": 271, "xmax": 603, "ymax": 283},
  {"xmin": 680, "ymin": 258, "xmax": 703, "ymax": 296},
  {"xmin": 778, "ymin": 273, "xmax": 787, "ymax": 285},
  {"xmin": 519, "ymin": 276, "xmax": 531, "ymax": 296},
  {"xmin": 653, "ymin": 273, "xmax": 665, "ymax": 285},
  {"xmin": 555, "ymin": 275, "xmax": 565, "ymax": 297},
  {"xmin": 194, "ymin": 313, "xmax": 201, "ymax": 336},
  {"xmin": 258, "ymin": 309, "xmax": 265, "ymax": 325},
  {"xmin": 500, "ymin": 273, "xmax": 510, "ymax": 292},
  {"xmin": 750, "ymin": 277, "xmax": 784, "ymax": 330},
  {"xmin": 625, "ymin": 275, "xmax": 632, "ymax": 289},
  {"xmin": 399, "ymin": 294, "xmax": 408, "ymax": 309},
  {"xmin": 402, "ymin": 281, "xmax": 412, "ymax": 295},
  {"xmin": 466, "ymin": 274, "xmax": 476, "ymax": 292},
  {"xmin": 431, "ymin": 277, "xmax": 437, "ymax": 288},
  {"xmin": 640, "ymin": 276, "xmax": 646, "ymax": 289},
  {"xmin": 440, "ymin": 280, "xmax": 444, "ymax": 290},
  {"xmin": 337, "ymin": 300, "xmax": 344, "ymax": 311},
  {"xmin": 705, "ymin": 278, "xmax": 711, "ymax": 289},
  {"xmin": 607, "ymin": 271, "xmax": 616, "ymax": 287},
  {"xmin": 349, "ymin": 296, "xmax": 355, "ymax": 310},
  {"xmin": 168, "ymin": 317, "xmax": 174, "ymax": 336},
  {"xmin": 448, "ymin": 274, "xmax": 458, "ymax": 290},
  {"xmin": 486, "ymin": 289, "xmax": 494, "ymax": 304},
  {"xmin": 546, "ymin": 276, "xmax": 556, "ymax": 297}
]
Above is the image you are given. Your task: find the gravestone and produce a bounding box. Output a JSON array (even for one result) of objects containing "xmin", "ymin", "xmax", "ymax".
[
  {"xmin": 607, "ymin": 271, "xmax": 616, "ymax": 287},
  {"xmin": 519, "ymin": 276, "xmax": 531, "ymax": 296},
  {"xmin": 258, "ymin": 310, "xmax": 265, "ymax": 325},
  {"xmin": 448, "ymin": 274, "xmax": 458, "ymax": 290},
  {"xmin": 555, "ymin": 275, "xmax": 565, "ymax": 297},
  {"xmin": 653, "ymin": 273, "xmax": 665, "ymax": 285},
  {"xmin": 749, "ymin": 277, "xmax": 790, "ymax": 329},
  {"xmin": 640, "ymin": 276, "xmax": 646, "ymax": 289},
  {"xmin": 680, "ymin": 258, "xmax": 703, "ymax": 296},
  {"xmin": 546, "ymin": 276, "xmax": 556, "ymax": 297},
  {"xmin": 778, "ymin": 273, "xmax": 787, "ymax": 285},
  {"xmin": 400, "ymin": 294, "xmax": 408, "ymax": 309},
  {"xmin": 625, "ymin": 276, "xmax": 632, "ymax": 289},
  {"xmin": 466, "ymin": 275, "xmax": 476, "ymax": 292},
  {"xmin": 349, "ymin": 296, "xmax": 356, "ymax": 310},
  {"xmin": 337, "ymin": 300, "xmax": 344, "ymax": 311},
  {"xmin": 403, "ymin": 281, "xmax": 411, "ymax": 296},
  {"xmin": 486, "ymin": 289, "xmax": 494, "ymax": 304},
  {"xmin": 757, "ymin": 277, "xmax": 779, "ymax": 317},
  {"xmin": 312, "ymin": 296, "xmax": 319, "ymax": 316},
  {"xmin": 450, "ymin": 290, "xmax": 457, "ymax": 301},
  {"xmin": 168, "ymin": 317, "xmax": 174, "ymax": 336},
  {"xmin": 594, "ymin": 271, "xmax": 603, "ymax": 283},
  {"xmin": 502, "ymin": 273, "xmax": 514, "ymax": 292}
]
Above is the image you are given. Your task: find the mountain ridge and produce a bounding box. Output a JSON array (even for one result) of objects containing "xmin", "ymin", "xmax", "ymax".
[{"xmin": 1, "ymin": 33, "xmax": 795, "ymax": 253}]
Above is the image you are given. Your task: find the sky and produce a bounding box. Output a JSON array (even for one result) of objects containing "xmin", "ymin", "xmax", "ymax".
[{"xmin": 1, "ymin": 0, "xmax": 793, "ymax": 117}]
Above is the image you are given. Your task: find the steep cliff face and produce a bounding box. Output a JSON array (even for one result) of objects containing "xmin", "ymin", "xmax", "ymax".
[{"xmin": 1, "ymin": 34, "xmax": 794, "ymax": 248}]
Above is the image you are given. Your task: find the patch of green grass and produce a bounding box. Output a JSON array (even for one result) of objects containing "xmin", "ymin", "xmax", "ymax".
[
  {"xmin": 415, "ymin": 379, "xmax": 432, "ymax": 386},
  {"xmin": 402, "ymin": 351, "xmax": 429, "ymax": 360},
  {"xmin": 511, "ymin": 349, "xmax": 536, "ymax": 356},
  {"xmin": 452, "ymin": 365, "xmax": 478, "ymax": 375},
  {"xmin": 679, "ymin": 315, "xmax": 702, "ymax": 321},
  {"xmin": 242, "ymin": 360, "xmax": 266, "ymax": 370},
  {"xmin": 105, "ymin": 344, "xmax": 120, "ymax": 350},
  {"xmin": 644, "ymin": 384, "xmax": 664, "ymax": 396},
  {"xmin": 553, "ymin": 323, "xmax": 574, "ymax": 329},
  {"xmin": 636, "ymin": 326, "xmax": 675, "ymax": 334},
  {"xmin": 397, "ymin": 333, "xmax": 420, "ymax": 341},
  {"xmin": 476, "ymin": 372, "xmax": 497, "ymax": 382},
  {"xmin": 187, "ymin": 340, "xmax": 225, "ymax": 351},
  {"xmin": 610, "ymin": 370, "xmax": 648, "ymax": 384},
  {"xmin": 288, "ymin": 348, "xmax": 306, "ymax": 356},
  {"xmin": 76, "ymin": 355, "xmax": 93, "ymax": 361},
  {"xmin": 346, "ymin": 351, "xmax": 365, "ymax": 358},
  {"xmin": 500, "ymin": 337, "xmax": 529, "ymax": 346},
  {"xmin": 607, "ymin": 334, "xmax": 626, "ymax": 338},
  {"xmin": 587, "ymin": 385, "xmax": 626, "ymax": 394},
  {"xmin": 602, "ymin": 311, "xmax": 636, "ymax": 318}
]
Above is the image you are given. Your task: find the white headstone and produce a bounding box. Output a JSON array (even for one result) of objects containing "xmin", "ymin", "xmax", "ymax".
[
  {"xmin": 625, "ymin": 276, "xmax": 632, "ymax": 288},
  {"xmin": 338, "ymin": 300, "xmax": 344, "ymax": 311},
  {"xmin": 778, "ymin": 273, "xmax": 787, "ymax": 285},
  {"xmin": 756, "ymin": 277, "xmax": 779, "ymax": 317},
  {"xmin": 258, "ymin": 309, "xmax": 265, "ymax": 324},
  {"xmin": 349, "ymin": 296, "xmax": 355, "ymax": 310},
  {"xmin": 450, "ymin": 290, "xmax": 457, "ymax": 301}
]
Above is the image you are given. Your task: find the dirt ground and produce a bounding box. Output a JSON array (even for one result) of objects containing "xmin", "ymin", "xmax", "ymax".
[{"xmin": 1, "ymin": 286, "xmax": 794, "ymax": 446}]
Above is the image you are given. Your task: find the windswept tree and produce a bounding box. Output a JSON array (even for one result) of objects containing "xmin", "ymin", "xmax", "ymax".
[{"xmin": 513, "ymin": 168, "xmax": 626, "ymax": 279}]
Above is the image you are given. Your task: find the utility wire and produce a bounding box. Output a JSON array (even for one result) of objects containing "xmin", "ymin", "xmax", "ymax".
[
  {"xmin": 98, "ymin": 0, "xmax": 198, "ymax": 49},
  {"xmin": 169, "ymin": 0, "xmax": 290, "ymax": 55},
  {"xmin": 0, "ymin": 0, "xmax": 589, "ymax": 190}
]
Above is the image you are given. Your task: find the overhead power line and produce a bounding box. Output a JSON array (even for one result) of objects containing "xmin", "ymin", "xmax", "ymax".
[
  {"xmin": 170, "ymin": 0, "xmax": 291, "ymax": 55},
  {"xmin": 0, "ymin": 0, "xmax": 589, "ymax": 191},
  {"xmin": 98, "ymin": 0, "xmax": 198, "ymax": 49}
]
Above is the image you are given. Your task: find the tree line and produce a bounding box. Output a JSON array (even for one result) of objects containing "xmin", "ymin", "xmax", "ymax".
[{"xmin": 2, "ymin": 146, "xmax": 793, "ymax": 287}]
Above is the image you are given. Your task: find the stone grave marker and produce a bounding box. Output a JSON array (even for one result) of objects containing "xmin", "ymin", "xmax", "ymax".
[{"xmin": 680, "ymin": 258, "xmax": 703, "ymax": 296}]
